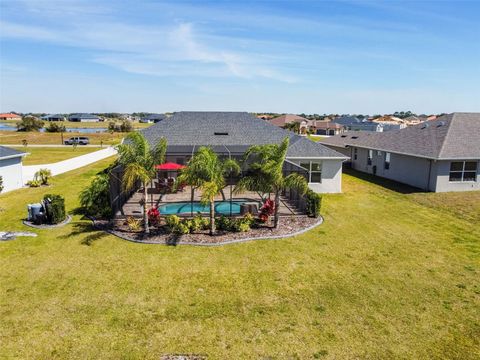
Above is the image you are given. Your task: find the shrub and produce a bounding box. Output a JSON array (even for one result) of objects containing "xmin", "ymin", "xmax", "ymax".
[
  {"xmin": 147, "ymin": 206, "xmax": 160, "ymax": 226},
  {"xmin": 45, "ymin": 122, "xmax": 66, "ymax": 133},
  {"xmin": 108, "ymin": 120, "xmax": 133, "ymax": 133},
  {"xmin": 16, "ymin": 116, "xmax": 44, "ymax": 132},
  {"xmin": 79, "ymin": 173, "xmax": 112, "ymax": 218},
  {"xmin": 35, "ymin": 168, "xmax": 52, "ymax": 185},
  {"xmin": 126, "ymin": 216, "xmax": 142, "ymax": 231},
  {"xmin": 217, "ymin": 215, "xmax": 234, "ymax": 231},
  {"xmin": 0, "ymin": 175, "xmax": 3, "ymax": 193},
  {"xmin": 43, "ymin": 194, "xmax": 66, "ymax": 224},
  {"xmin": 26, "ymin": 179, "xmax": 41, "ymax": 187},
  {"xmin": 174, "ymin": 222, "xmax": 190, "ymax": 235},
  {"xmin": 258, "ymin": 198, "xmax": 275, "ymax": 223},
  {"xmin": 305, "ymin": 189, "xmax": 322, "ymax": 218},
  {"xmin": 165, "ymin": 214, "xmax": 181, "ymax": 230}
]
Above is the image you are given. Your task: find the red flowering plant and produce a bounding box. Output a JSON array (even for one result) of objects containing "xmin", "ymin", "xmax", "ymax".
[
  {"xmin": 258, "ymin": 198, "xmax": 275, "ymax": 223},
  {"xmin": 147, "ymin": 206, "xmax": 160, "ymax": 227}
]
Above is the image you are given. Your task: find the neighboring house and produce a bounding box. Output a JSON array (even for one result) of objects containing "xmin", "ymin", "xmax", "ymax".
[
  {"xmin": 138, "ymin": 112, "xmax": 348, "ymax": 193},
  {"xmin": 314, "ymin": 121, "xmax": 346, "ymax": 136},
  {"xmin": 371, "ymin": 115, "xmax": 407, "ymax": 130},
  {"xmin": 42, "ymin": 114, "xmax": 66, "ymax": 121},
  {"xmin": 333, "ymin": 116, "xmax": 384, "ymax": 132},
  {"xmin": 268, "ymin": 114, "xmax": 311, "ymax": 134},
  {"xmin": 0, "ymin": 113, "xmax": 21, "ymax": 121},
  {"xmin": 403, "ymin": 115, "xmax": 424, "ymax": 126},
  {"xmin": 0, "ymin": 146, "xmax": 26, "ymax": 193},
  {"xmin": 68, "ymin": 113, "xmax": 102, "ymax": 122},
  {"xmin": 321, "ymin": 113, "xmax": 480, "ymax": 192},
  {"xmin": 140, "ymin": 113, "xmax": 167, "ymax": 123}
]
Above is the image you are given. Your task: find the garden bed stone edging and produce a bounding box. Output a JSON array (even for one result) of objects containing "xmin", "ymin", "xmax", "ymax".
[
  {"xmin": 23, "ymin": 215, "xmax": 72, "ymax": 229},
  {"xmin": 92, "ymin": 215, "xmax": 324, "ymax": 246}
]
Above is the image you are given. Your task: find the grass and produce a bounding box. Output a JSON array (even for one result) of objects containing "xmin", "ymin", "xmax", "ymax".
[
  {"xmin": 1, "ymin": 119, "xmax": 153, "ymax": 129},
  {"xmin": 20, "ymin": 147, "xmax": 99, "ymax": 165},
  {"xmin": 0, "ymin": 162, "xmax": 479, "ymax": 359},
  {"xmin": 0, "ymin": 131, "xmax": 124, "ymax": 145}
]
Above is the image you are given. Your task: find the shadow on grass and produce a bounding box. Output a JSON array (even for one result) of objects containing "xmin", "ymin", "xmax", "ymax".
[
  {"xmin": 343, "ymin": 167, "xmax": 425, "ymax": 194},
  {"xmin": 62, "ymin": 220, "xmax": 110, "ymax": 246}
]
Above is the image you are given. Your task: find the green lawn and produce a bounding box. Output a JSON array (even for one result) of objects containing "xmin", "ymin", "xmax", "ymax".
[
  {"xmin": 0, "ymin": 161, "xmax": 479, "ymax": 359},
  {"xmin": 20, "ymin": 147, "xmax": 99, "ymax": 165},
  {"xmin": 0, "ymin": 131, "xmax": 124, "ymax": 145}
]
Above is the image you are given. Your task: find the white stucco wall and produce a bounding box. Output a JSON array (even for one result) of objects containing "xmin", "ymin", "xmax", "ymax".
[
  {"xmin": 433, "ymin": 160, "xmax": 480, "ymax": 192},
  {"xmin": 0, "ymin": 157, "xmax": 24, "ymax": 193},
  {"xmin": 286, "ymin": 158, "xmax": 343, "ymax": 193},
  {"xmin": 351, "ymin": 147, "xmax": 434, "ymax": 191}
]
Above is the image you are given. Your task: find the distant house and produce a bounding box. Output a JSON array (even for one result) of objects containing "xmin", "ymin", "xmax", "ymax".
[
  {"xmin": 68, "ymin": 113, "xmax": 102, "ymax": 122},
  {"xmin": 0, "ymin": 146, "xmax": 26, "ymax": 193},
  {"xmin": 314, "ymin": 121, "xmax": 346, "ymax": 136},
  {"xmin": 140, "ymin": 114, "xmax": 167, "ymax": 123},
  {"xmin": 371, "ymin": 115, "xmax": 407, "ymax": 130},
  {"xmin": 333, "ymin": 116, "xmax": 384, "ymax": 132},
  {"xmin": 321, "ymin": 113, "xmax": 480, "ymax": 192},
  {"xmin": 268, "ymin": 114, "xmax": 311, "ymax": 134},
  {"xmin": 43, "ymin": 114, "xmax": 66, "ymax": 121},
  {"xmin": 0, "ymin": 113, "xmax": 21, "ymax": 121}
]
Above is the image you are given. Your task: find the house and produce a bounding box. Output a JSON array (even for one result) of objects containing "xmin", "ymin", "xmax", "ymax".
[
  {"xmin": 321, "ymin": 113, "xmax": 480, "ymax": 192},
  {"xmin": 139, "ymin": 112, "xmax": 348, "ymax": 193},
  {"xmin": 0, "ymin": 113, "xmax": 21, "ymax": 121},
  {"xmin": 68, "ymin": 113, "xmax": 102, "ymax": 122},
  {"xmin": 0, "ymin": 146, "xmax": 26, "ymax": 193},
  {"xmin": 268, "ymin": 114, "xmax": 312, "ymax": 134},
  {"xmin": 42, "ymin": 114, "xmax": 66, "ymax": 121},
  {"xmin": 333, "ymin": 116, "xmax": 384, "ymax": 132},
  {"xmin": 314, "ymin": 121, "xmax": 346, "ymax": 136},
  {"xmin": 404, "ymin": 115, "xmax": 424, "ymax": 126},
  {"xmin": 371, "ymin": 115, "xmax": 407, "ymax": 130},
  {"xmin": 140, "ymin": 113, "xmax": 167, "ymax": 123}
]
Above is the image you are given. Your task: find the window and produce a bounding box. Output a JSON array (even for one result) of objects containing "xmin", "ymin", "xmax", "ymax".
[
  {"xmin": 299, "ymin": 161, "xmax": 322, "ymax": 183},
  {"xmin": 449, "ymin": 161, "xmax": 477, "ymax": 182},
  {"xmin": 385, "ymin": 152, "xmax": 391, "ymax": 170},
  {"xmin": 353, "ymin": 147, "xmax": 358, "ymax": 160},
  {"xmin": 367, "ymin": 150, "xmax": 373, "ymax": 165}
]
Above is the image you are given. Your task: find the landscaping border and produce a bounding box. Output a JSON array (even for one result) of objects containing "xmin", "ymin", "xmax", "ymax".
[
  {"xmin": 23, "ymin": 215, "xmax": 72, "ymax": 229},
  {"xmin": 92, "ymin": 215, "xmax": 324, "ymax": 246}
]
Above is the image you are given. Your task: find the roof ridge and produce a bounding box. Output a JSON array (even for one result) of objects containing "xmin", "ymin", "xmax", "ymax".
[{"xmin": 436, "ymin": 113, "xmax": 454, "ymax": 159}]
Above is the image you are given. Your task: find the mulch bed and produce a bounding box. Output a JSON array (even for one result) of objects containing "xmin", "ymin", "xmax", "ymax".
[
  {"xmin": 22, "ymin": 215, "xmax": 72, "ymax": 229},
  {"xmin": 93, "ymin": 215, "xmax": 322, "ymax": 245}
]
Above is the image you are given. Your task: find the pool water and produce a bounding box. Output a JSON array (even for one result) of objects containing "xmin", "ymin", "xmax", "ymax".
[{"xmin": 159, "ymin": 199, "xmax": 258, "ymax": 215}]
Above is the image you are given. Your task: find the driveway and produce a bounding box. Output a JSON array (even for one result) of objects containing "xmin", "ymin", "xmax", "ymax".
[{"xmin": 22, "ymin": 147, "xmax": 117, "ymax": 183}]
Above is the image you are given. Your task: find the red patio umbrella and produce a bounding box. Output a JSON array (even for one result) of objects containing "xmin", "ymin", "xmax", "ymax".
[{"xmin": 155, "ymin": 162, "xmax": 186, "ymax": 170}]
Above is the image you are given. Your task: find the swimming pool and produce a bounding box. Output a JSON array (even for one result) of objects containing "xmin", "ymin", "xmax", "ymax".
[{"xmin": 158, "ymin": 199, "xmax": 259, "ymax": 215}]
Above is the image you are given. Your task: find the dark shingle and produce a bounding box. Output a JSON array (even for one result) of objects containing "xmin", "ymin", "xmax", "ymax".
[
  {"xmin": 0, "ymin": 146, "xmax": 26, "ymax": 160},
  {"xmin": 140, "ymin": 111, "xmax": 346, "ymax": 159},
  {"xmin": 322, "ymin": 113, "xmax": 480, "ymax": 160}
]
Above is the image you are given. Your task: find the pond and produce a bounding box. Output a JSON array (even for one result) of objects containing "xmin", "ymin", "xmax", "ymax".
[{"xmin": 0, "ymin": 123, "xmax": 107, "ymax": 133}]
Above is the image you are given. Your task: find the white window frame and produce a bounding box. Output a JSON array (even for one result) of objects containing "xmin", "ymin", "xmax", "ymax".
[
  {"xmin": 367, "ymin": 150, "xmax": 373, "ymax": 166},
  {"xmin": 449, "ymin": 161, "xmax": 478, "ymax": 182},
  {"xmin": 299, "ymin": 161, "xmax": 322, "ymax": 183},
  {"xmin": 384, "ymin": 152, "xmax": 391, "ymax": 170}
]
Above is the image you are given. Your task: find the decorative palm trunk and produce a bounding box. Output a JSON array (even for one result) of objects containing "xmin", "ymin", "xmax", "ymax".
[
  {"xmin": 273, "ymin": 189, "xmax": 281, "ymax": 228},
  {"xmin": 143, "ymin": 183, "xmax": 150, "ymax": 234},
  {"xmin": 209, "ymin": 199, "xmax": 216, "ymax": 235}
]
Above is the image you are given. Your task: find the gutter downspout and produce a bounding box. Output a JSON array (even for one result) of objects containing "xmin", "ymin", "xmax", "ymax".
[{"xmin": 426, "ymin": 159, "xmax": 433, "ymax": 192}]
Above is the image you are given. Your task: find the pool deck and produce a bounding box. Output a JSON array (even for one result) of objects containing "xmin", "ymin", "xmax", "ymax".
[{"xmin": 117, "ymin": 185, "xmax": 302, "ymax": 218}]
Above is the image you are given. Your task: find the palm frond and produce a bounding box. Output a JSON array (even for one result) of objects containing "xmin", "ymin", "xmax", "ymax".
[{"xmin": 283, "ymin": 173, "xmax": 309, "ymax": 195}]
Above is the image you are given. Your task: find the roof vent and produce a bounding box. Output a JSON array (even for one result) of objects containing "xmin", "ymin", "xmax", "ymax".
[
  {"xmin": 436, "ymin": 121, "xmax": 445, "ymax": 127},
  {"xmin": 421, "ymin": 123, "xmax": 429, "ymax": 129},
  {"xmin": 351, "ymin": 136, "xmax": 358, "ymax": 139},
  {"xmin": 341, "ymin": 135, "xmax": 347, "ymax": 138},
  {"xmin": 214, "ymin": 132, "xmax": 229, "ymax": 136}
]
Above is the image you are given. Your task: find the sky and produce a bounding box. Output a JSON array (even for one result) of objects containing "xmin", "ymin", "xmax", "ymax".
[{"xmin": 0, "ymin": 0, "xmax": 479, "ymax": 114}]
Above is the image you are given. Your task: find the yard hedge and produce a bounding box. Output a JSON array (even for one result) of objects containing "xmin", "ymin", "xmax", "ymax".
[
  {"xmin": 305, "ymin": 189, "xmax": 322, "ymax": 218},
  {"xmin": 43, "ymin": 194, "xmax": 66, "ymax": 224}
]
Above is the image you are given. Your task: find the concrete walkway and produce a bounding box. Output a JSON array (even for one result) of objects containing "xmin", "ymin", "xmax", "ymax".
[{"xmin": 22, "ymin": 147, "xmax": 117, "ymax": 183}]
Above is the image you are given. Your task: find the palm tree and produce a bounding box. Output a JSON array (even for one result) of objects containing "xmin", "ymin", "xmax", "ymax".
[
  {"xmin": 177, "ymin": 147, "xmax": 240, "ymax": 235},
  {"xmin": 116, "ymin": 132, "xmax": 167, "ymax": 234},
  {"xmin": 235, "ymin": 137, "xmax": 308, "ymax": 228}
]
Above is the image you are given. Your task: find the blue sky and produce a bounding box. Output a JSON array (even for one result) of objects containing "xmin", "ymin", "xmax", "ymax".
[{"xmin": 1, "ymin": 0, "xmax": 479, "ymax": 114}]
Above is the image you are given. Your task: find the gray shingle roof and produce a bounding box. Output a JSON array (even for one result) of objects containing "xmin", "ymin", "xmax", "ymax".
[
  {"xmin": 321, "ymin": 113, "xmax": 480, "ymax": 160},
  {"xmin": 0, "ymin": 146, "xmax": 26, "ymax": 160},
  {"xmin": 139, "ymin": 111, "xmax": 347, "ymax": 159}
]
